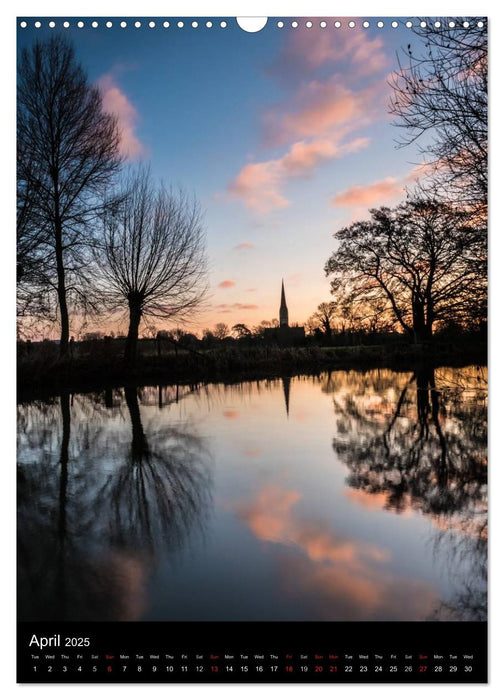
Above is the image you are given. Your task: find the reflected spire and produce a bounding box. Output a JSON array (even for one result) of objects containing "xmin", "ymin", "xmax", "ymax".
[{"xmin": 282, "ymin": 376, "xmax": 291, "ymax": 417}]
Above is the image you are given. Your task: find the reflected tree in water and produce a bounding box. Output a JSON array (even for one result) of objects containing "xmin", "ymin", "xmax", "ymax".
[
  {"xmin": 17, "ymin": 389, "xmax": 211, "ymax": 621},
  {"xmin": 330, "ymin": 366, "xmax": 487, "ymax": 621},
  {"xmin": 93, "ymin": 386, "xmax": 212, "ymax": 553}
]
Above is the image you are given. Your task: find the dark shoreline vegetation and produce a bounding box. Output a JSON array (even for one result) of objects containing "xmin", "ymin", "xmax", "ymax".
[{"xmin": 17, "ymin": 338, "xmax": 487, "ymax": 402}]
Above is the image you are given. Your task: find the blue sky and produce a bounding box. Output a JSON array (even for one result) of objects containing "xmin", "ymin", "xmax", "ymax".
[{"xmin": 18, "ymin": 17, "xmax": 424, "ymax": 333}]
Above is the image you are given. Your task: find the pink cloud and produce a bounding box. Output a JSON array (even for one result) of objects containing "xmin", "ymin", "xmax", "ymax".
[
  {"xmin": 217, "ymin": 303, "xmax": 259, "ymax": 311},
  {"xmin": 269, "ymin": 25, "xmax": 388, "ymax": 85},
  {"xmin": 332, "ymin": 165, "xmax": 430, "ymax": 214},
  {"xmin": 228, "ymin": 137, "xmax": 369, "ymax": 214},
  {"xmin": 234, "ymin": 242, "xmax": 255, "ymax": 251},
  {"xmin": 218, "ymin": 280, "xmax": 236, "ymax": 289},
  {"xmin": 227, "ymin": 26, "xmax": 389, "ymax": 215},
  {"xmin": 264, "ymin": 80, "xmax": 381, "ymax": 147},
  {"xmin": 332, "ymin": 177, "xmax": 403, "ymax": 208},
  {"xmin": 98, "ymin": 74, "xmax": 144, "ymax": 159}
]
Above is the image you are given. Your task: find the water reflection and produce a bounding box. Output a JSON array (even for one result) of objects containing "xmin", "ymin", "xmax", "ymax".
[
  {"xmin": 331, "ymin": 365, "xmax": 487, "ymax": 620},
  {"xmin": 17, "ymin": 367, "xmax": 487, "ymax": 622},
  {"xmin": 235, "ymin": 484, "xmax": 439, "ymax": 620},
  {"xmin": 17, "ymin": 388, "xmax": 211, "ymax": 621}
]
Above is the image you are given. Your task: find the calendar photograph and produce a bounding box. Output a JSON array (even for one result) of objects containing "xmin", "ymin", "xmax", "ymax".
[{"xmin": 16, "ymin": 16, "xmax": 487, "ymax": 683}]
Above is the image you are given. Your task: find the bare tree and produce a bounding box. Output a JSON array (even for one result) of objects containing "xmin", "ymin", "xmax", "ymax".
[
  {"xmin": 17, "ymin": 35, "xmax": 121, "ymax": 355},
  {"xmin": 98, "ymin": 169, "xmax": 208, "ymax": 363},
  {"xmin": 232, "ymin": 323, "xmax": 252, "ymax": 340},
  {"xmin": 325, "ymin": 198, "xmax": 486, "ymax": 342},
  {"xmin": 307, "ymin": 302, "xmax": 339, "ymax": 339},
  {"xmin": 213, "ymin": 323, "xmax": 229, "ymax": 340},
  {"xmin": 389, "ymin": 19, "xmax": 487, "ymax": 210}
]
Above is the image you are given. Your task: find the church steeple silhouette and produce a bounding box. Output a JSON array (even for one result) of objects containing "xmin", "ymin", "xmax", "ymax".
[{"xmin": 279, "ymin": 279, "xmax": 289, "ymax": 327}]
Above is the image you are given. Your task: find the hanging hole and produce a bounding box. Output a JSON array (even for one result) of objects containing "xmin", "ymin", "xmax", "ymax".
[{"xmin": 237, "ymin": 17, "xmax": 267, "ymax": 32}]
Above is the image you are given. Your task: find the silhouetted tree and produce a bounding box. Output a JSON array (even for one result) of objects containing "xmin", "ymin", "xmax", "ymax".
[
  {"xmin": 213, "ymin": 322, "xmax": 229, "ymax": 340},
  {"xmin": 17, "ymin": 36, "xmax": 122, "ymax": 355},
  {"xmin": 98, "ymin": 169, "xmax": 208, "ymax": 364},
  {"xmin": 232, "ymin": 323, "xmax": 252, "ymax": 340},
  {"xmin": 325, "ymin": 198, "xmax": 486, "ymax": 341},
  {"xmin": 308, "ymin": 302, "xmax": 338, "ymax": 339},
  {"xmin": 389, "ymin": 19, "xmax": 487, "ymax": 210}
]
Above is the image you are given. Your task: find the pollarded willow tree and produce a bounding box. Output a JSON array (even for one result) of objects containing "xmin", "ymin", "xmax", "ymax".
[
  {"xmin": 325, "ymin": 198, "xmax": 486, "ymax": 342},
  {"xmin": 17, "ymin": 35, "xmax": 122, "ymax": 354},
  {"xmin": 98, "ymin": 169, "xmax": 208, "ymax": 363}
]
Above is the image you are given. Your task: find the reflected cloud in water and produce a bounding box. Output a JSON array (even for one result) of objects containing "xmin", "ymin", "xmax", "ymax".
[{"xmin": 235, "ymin": 483, "xmax": 438, "ymax": 620}]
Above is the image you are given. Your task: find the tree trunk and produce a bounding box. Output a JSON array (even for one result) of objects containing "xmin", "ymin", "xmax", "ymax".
[
  {"xmin": 55, "ymin": 222, "xmax": 69, "ymax": 358},
  {"xmin": 59, "ymin": 392, "xmax": 70, "ymax": 542},
  {"xmin": 425, "ymin": 296, "xmax": 434, "ymax": 339},
  {"xmin": 412, "ymin": 295, "xmax": 427, "ymax": 343},
  {"xmin": 124, "ymin": 386, "xmax": 148, "ymax": 461},
  {"xmin": 124, "ymin": 296, "xmax": 142, "ymax": 364}
]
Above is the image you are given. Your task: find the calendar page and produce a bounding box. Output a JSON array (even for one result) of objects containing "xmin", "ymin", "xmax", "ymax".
[{"xmin": 16, "ymin": 16, "xmax": 487, "ymax": 684}]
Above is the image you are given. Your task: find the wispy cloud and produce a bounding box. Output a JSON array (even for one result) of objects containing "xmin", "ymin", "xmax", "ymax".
[
  {"xmin": 216, "ymin": 303, "xmax": 259, "ymax": 311},
  {"xmin": 268, "ymin": 25, "xmax": 388, "ymax": 85},
  {"xmin": 97, "ymin": 74, "xmax": 144, "ymax": 159},
  {"xmin": 218, "ymin": 279, "xmax": 236, "ymax": 289},
  {"xmin": 233, "ymin": 242, "xmax": 255, "ymax": 251},
  {"xmin": 332, "ymin": 165, "xmax": 429, "ymax": 216},
  {"xmin": 263, "ymin": 80, "xmax": 381, "ymax": 148},
  {"xmin": 332, "ymin": 176, "xmax": 404, "ymax": 208},
  {"xmin": 227, "ymin": 26, "xmax": 389, "ymax": 215},
  {"xmin": 229, "ymin": 137, "xmax": 369, "ymax": 214}
]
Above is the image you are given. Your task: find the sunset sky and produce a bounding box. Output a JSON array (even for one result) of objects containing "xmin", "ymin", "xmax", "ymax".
[{"xmin": 18, "ymin": 18, "xmax": 423, "ymax": 334}]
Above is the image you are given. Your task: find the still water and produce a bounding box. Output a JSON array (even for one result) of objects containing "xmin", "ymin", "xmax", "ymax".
[{"xmin": 17, "ymin": 366, "xmax": 487, "ymax": 622}]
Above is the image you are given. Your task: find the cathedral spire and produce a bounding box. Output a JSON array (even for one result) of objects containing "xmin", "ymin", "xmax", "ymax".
[{"xmin": 279, "ymin": 279, "xmax": 289, "ymax": 327}]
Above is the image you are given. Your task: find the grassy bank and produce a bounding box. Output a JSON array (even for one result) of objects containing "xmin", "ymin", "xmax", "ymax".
[{"xmin": 17, "ymin": 341, "xmax": 487, "ymax": 401}]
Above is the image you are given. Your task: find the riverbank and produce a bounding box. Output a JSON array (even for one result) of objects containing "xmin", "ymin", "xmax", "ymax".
[{"xmin": 17, "ymin": 341, "xmax": 487, "ymax": 402}]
